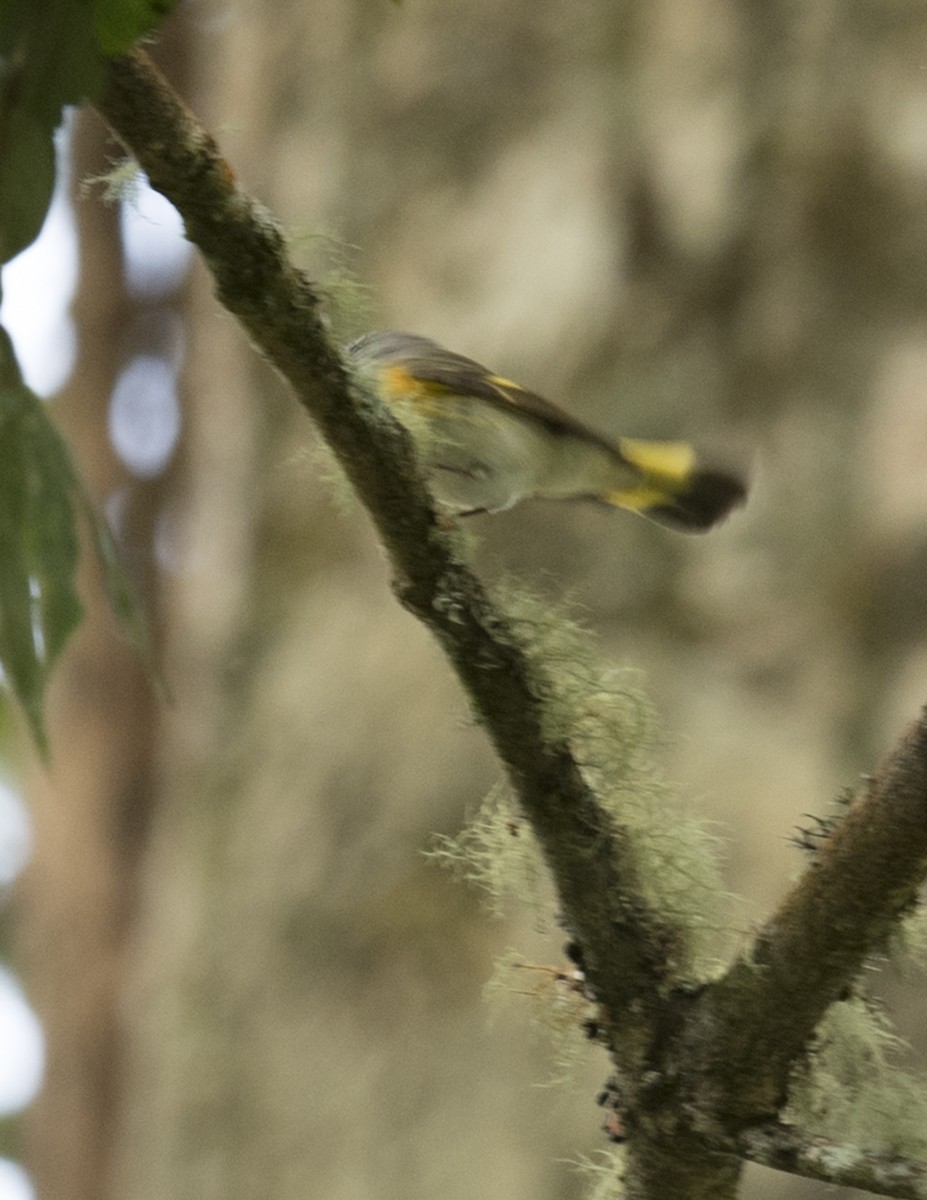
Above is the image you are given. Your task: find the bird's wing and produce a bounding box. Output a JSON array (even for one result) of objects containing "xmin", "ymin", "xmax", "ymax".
[{"xmin": 398, "ymin": 347, "xmax": 610, "ymax": 449}]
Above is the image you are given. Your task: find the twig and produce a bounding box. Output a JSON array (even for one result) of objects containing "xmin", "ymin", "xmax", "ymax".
[
  {"xmin": 685, "ymin": 710, "xmax": 927, "ymax": 1127},
  {"xmin": 736, "ymin": 1123, "xmax": 927, "ymax": 1199}
]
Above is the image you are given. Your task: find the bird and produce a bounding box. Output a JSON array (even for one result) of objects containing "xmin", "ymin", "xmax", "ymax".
[{"xmin": 347, "ymin": 331, "xmax": 746, "ymax": 532}]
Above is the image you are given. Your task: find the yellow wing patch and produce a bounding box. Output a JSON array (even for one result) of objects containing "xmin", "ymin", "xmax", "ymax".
[
  {"xmin": 382, "ymin": 365, "xmax": 449, "ymax": 415},
  {"xmin": 486, "ymin": 374, "xmax": 525, "ymax": 393}
]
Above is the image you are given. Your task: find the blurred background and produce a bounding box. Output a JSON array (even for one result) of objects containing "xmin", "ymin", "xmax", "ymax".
[{"xmin": 3, "ymin": 0, "xmax": 927, "ymax": 1196}]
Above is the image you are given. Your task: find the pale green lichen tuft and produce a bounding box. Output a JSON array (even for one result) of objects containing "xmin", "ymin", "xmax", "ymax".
[
  {"xmin": 570, "ymin": 1149, "xmax": 625, "ymax": 1200},
  {"xmin": 289, "ymin": 226, "xmax": 375, "ymax": 343},
  {"xmin": 80, "ymin": 158, "xmax": 144, "ymax": 205},
  {"xmin": 886, "ymin": 899, "xmax": 927, "ymax": 973},
  {"xmin": 456, "ymin": 580, "xmax": 740, "ymax": 979},
  {"xmin": 294, "ymin": 434, "xmax": 362, "ymax": 518},
  {"xmin": 484, "ymin": 949, "xmax": 601, "ymax": 1081},
  {"xmin": 427, "ymin": 783, "xmax": 549, "ymax": 921},
  {"xmin": 785, "ymin": 995, "xmax": 927, "ymax": 1158}
]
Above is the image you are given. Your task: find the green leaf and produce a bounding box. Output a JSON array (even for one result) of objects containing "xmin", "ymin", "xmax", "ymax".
[
  {"xmin": 0, "ymin": 0, "xmax": 177, "ymax": 266},
  {"xmin": 0, "ymin": 0, "xmax": 100, "ymax": 266},
  {"xmin": 0, "ymin": 0, "xmax": 30, "ymax": 56},
  {"xmin": 0, "ymin": 326, "xmax": 154, "ymax": 751},
  {"xmin": 0, "ymin": 331, "xmax": 83, "ymax": 752},
  {"xmin": 93, "ymin": 0, "xmax": 181, "ymax": 56},
  {"xmin": 0, "ymin": 107, "xmax": 56, "ymax": 267}
]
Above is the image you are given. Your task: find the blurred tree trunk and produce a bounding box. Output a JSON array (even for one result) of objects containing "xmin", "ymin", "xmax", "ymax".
[{"xmin": 15, "ymin": 115, "xmax": 160, "ymax": 1200}]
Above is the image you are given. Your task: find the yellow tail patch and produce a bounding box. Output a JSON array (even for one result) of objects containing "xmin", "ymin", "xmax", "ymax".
[
  {"xmin": 617, "ymin": 438, "xmax": 697, "ymax": 484},
  {"xmin": 605, "ymin": 439, "xmax": 696, "ymax": 512},
  {"xmin": 606, "ymin": 438, "xmax": 746, "ymax": 531}
]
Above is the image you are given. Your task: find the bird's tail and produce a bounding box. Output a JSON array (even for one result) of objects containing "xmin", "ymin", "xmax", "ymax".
[{"xmin": 603, "ymin": 438, "xmax": 746, "ymax": 532}]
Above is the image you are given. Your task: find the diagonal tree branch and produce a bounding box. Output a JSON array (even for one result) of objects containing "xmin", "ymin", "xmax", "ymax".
[{"xmin": 94, "ymin": 48, "xmax": 679, "ymax": 1074}]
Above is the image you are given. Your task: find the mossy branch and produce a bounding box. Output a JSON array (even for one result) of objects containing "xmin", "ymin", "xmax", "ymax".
[{"xmin": 94, "ymin": 47, "xmax": 676, "ymax": 1074}]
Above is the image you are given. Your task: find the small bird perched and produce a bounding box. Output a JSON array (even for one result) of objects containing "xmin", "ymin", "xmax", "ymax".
[{"xmin": 347, "ymin": 331, "xmax": 746, "ymax": 531}]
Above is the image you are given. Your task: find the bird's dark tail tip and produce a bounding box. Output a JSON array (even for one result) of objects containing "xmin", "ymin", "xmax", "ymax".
[
  {"xmin": 641, "ymin": 469, "xmax": 747, "ymax": 532},
  {"xmin": 605, "ymin": 439, "xmax": 747, "ymax": 533}
]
